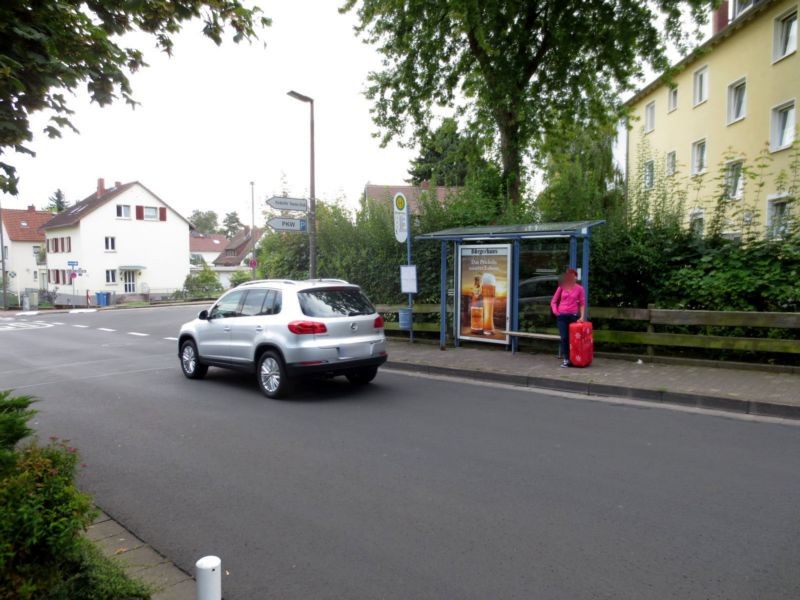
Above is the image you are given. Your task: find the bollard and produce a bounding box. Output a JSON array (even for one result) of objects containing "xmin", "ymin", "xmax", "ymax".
[{"xmin": 195, "ymin": 555, "xmax": 221, "ymax": 600}]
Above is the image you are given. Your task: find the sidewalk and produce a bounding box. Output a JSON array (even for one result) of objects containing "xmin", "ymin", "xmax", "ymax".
[
  {"xmin": 86, "ymin": 510, "xmax": 195, "ymax": 599},
  {"xmin": 386, "ymin": 340, "xmax": 800, "ymax": 420}
]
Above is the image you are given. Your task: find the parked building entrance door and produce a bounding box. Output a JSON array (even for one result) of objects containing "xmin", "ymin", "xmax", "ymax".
[{"xmin": 122, "ymin": 270, "xmax": 136, "ymax": 293}]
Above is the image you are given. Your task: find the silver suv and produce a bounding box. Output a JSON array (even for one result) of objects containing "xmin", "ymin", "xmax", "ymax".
[{"xmin": 178, "ymin": 279, "xmax": 388, "ymax": 398}]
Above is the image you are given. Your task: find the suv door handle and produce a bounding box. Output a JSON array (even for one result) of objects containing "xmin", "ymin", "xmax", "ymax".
[
  {"xmin": 255, "ymin": 326, "xmax": 263, "ymax": 332},
  {"xmin": 223, "ymin": 326, "xmax": 231, "ymax": 332}
]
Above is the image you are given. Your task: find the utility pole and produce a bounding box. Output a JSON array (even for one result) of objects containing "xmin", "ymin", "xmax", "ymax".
[
  {"xmin": 287, "ymin": 90, "xmax": 317, "ymax": 279},
  {"xmin": 250, "ymin": 181, "xmax": 256, "ymax": 280},
  {"xmin": 0, "ymin": 195, "xmax": 7, "ymax": 311}
]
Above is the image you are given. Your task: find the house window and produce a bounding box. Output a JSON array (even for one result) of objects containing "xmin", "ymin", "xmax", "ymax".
[
  {"xmin": 733, "ymin": 0, "xmax": 753, "ymax": 19},
  {"xmin": 105, "ymin": 270, "xmax": 117, "ymax": 284},
  {"xmin": 774, "ymin": 9, "xmax": 797, "ymax": 61},
  {"xmin": 33, "ymin": 271, "xmax": 37, "ymax": 282},
  {"xmin": 691, "ymin": 139, "xmax": 707, "ymax": 175},
  {"xmin": 116, "ymin": 204, "xmax": 131, "ymax": 219},
  {"xmin": 771, "ymin": 100, "xmax": 796, "ymax": 151},
  {"xmin": 643, "ymin": 160, "xmax": 655, "ymax": 190},
  {"xmin": 32, "ymin": 245, "xmax": 40, "ymax": 256},
  {"xmin": 668, "ymin": 87, "xmax": 678, "ymax": 112},
  {"xmin": 1, "ymin": 245, "xmax": 7, "ymax": 260},
  {"xmin": 666, "ymin": 151, "xmax": 677, "ymax": 177},
  {"xmin": 768, "ymin": 196, "xmax": 791, "ymax": 238},
  {"xmin": 727, "ymin": 78, "xmax": 746, "ymax": 124},
  {"xmin": 724, "ymin": 161, "xmax": 744, "ymax": 200},
  {"xmin": 144, "ymin": 207, "xmax": 158, "ymax": 220},
  {"xmin": 644, "ymin": 101, "xmax": 655, "ymax": 132},
  {"xmin": 693, "ymin": 67, "xmax": 708, "ymax": 106},
  {"xmin": 226, "ymin": 249, "xmax": 236, "ymax": 257},
  {"xmin": 690, "ymin": 210, "xmax": 705, "ymax": 237},
  {"xmin": 105, "ymin": 236, "xmax": 116, "ymax": 251}
]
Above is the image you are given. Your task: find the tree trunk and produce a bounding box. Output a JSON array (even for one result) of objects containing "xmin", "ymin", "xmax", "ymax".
[{"xmin": 498, "ymin": 117, "xmax": 522, "ymax": 205}]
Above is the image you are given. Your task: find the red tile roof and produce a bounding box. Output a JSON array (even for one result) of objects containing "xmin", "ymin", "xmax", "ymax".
[
  {"xmin": 190, "ymin": 233, "xmax": 227, "ymax": 253},
  {"xmin": 363, "ymin": 184, "xmax": 460, "ymax": 214},
  {"xmin": 213, "ymin": 227, "xmax": 264, "ymax": 266},
  {"xmin": 1, "ymin": 207, "xmax": 54, "ymax": 242}
]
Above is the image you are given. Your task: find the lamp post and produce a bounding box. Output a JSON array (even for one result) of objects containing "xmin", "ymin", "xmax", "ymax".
[
  {"xmin": 287, "ymin": 90, "xmax": 317, "ymax": 279},
  {"xmin": 0, "ymin": 195, "xmax": 7, "ymax": 311},
  {"xmin": 250, "ymin": 181, "xmax": 256, "ymax": 280}
]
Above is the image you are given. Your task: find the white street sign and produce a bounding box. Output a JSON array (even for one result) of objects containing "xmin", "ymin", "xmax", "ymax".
[
  {"xmin": 266, "ymin": 196, "xmax": 308, "ymax": 212},
  {"xmin": 393, "ymin": 192, "xmax": 409, "ymax": 243},
  {"xmin": 400, "ymin": 265, "xmax": 417, "ymax": 294},
  {"xmin": 267, "ymin": 217, "xmax": 307, "ymax": 232}
]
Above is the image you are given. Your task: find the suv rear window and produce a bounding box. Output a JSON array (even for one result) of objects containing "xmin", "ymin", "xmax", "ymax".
[{"xmin": 298, "ymin": 287, "xmax": 375, "ymax": 318}]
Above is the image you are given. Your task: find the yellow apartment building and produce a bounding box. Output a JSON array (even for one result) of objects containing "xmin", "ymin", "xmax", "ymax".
[{"xmin": 626, "ymin": 0, "xmax": 798, "ymax": 238}]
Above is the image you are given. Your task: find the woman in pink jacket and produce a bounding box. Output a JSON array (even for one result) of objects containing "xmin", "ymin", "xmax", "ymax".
[{"xmin": 550, "ymin": 268, "xmax": 586, "ymax": 368}]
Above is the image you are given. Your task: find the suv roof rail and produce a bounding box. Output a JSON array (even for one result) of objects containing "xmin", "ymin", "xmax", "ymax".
[
  {"xmin": 305, "ymin": 278, "xmax": 349, "ymax": 284},
  {"xmin": 238, "ymin": 279, "xmax": 297, "ymax": 287}
]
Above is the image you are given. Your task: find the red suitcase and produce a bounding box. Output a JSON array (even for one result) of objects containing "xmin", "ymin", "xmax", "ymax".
[{"xmin": 569, "ymin": 321, "xmax": 593, "ymax": 368}]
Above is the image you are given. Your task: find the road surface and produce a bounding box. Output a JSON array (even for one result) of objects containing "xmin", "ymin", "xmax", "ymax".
[{"xmin": 1, "ymin": 305, "xmax": 798, "ymax": 599}]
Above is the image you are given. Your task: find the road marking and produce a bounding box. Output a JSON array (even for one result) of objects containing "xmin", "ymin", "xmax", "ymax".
[
  {"xmin": 69, "ymin": 309, "xmax": 97, "ymax": 314},
  {"xmin": 128, "ymin": 332, "xmax": 149, "ymax": 337},
  {"xmin": 16, "ymin": 311, "xmax": 38, "ymax": 316},
  {"xmin": 98, "ymin": 328, "xmax": 116, "ymax": 332},
  {"xmin": 72, "ymin": 324, "xmax": 89, "ymax": 328},
  {"xmin": 164, "ymin": 336, "xmax": 178, "ymax": 341},
  {"xmin": 0, "ymin": 321, "xmax": 54, "ymax": 332},
  {"xmin": 51, "ymin": 322, "xmax": 64, "ymax": 325}
]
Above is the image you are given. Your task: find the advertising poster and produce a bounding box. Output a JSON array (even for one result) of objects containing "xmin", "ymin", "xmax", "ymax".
[{"xmin": 457, "ymin": 244, "xmax": 511, "ymax": 344}]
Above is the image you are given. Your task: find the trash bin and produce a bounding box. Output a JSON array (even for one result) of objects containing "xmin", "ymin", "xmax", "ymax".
[
  {"xmin": 30, "ymin": 291, "xmax": 38, "ymax": 309},
  {"xmin": 95, "ymin": 291, "xmax": 109, "ymax": 307},
  {"xmin": 398, "ymin": 307, "xmax": 412, "ymax": 331},
  {"xmin": 22, "ymin": 295, "xmax": 30, "ymax": 312}
]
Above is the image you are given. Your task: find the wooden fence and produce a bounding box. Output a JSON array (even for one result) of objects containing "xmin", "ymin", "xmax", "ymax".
[{"xmin": 376, "ymin": 304, "xmax": 800, "ymax": 355}]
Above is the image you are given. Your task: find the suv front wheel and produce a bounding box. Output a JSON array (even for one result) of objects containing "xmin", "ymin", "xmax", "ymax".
[
  {"xmin": 257, "ymin": 351, "xmax": 292, "ymax": 399},
  {"xmin": 180, "ymin": 340, "xmax": 208, "ymax": 380}
]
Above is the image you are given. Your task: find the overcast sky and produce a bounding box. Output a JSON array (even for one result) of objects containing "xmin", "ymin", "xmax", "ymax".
[
  {"xmin": 4, "ymin": 2, "xmax": 712, "ymax": 223},
  {"xmin": 4, "ymin": 0, "xmax": 414, "ymax": 225}
]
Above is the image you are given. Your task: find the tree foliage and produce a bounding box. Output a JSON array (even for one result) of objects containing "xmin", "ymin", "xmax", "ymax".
[
  {"xmin": 222, "ymin": 211, "xmax": 244, "ymax": 239},
  {"xmin": 341, "ymin": 0, "xmax": 710, "ymax": 204},
  {"xmin": 0, "ymin": 0, "xmax": 270, "ymax": 195},
  {"xmin": 407, "ymin": 118, "xmax": 486, "ymax": 187},
  {"xmin": 182, "ymin": 264, "xmax": 223, "ymax": 299},
  {"xmin": 189, "ymin": 210, "xmax": 220, "ymax": 235},
  {"xmin": 44, "ymin": 189, "xmax": 69, "ymax": 213}
]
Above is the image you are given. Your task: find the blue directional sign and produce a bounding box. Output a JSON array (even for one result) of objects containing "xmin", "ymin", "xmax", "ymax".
[{"xmin": 67, "ymin": 260, "xmax": 79, "ymax": 267}]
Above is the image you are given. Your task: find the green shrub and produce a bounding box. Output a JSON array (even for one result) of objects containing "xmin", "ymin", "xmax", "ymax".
[{"xmin": 182, "ymin": 264, "xmax": 224, "ymax": 299}]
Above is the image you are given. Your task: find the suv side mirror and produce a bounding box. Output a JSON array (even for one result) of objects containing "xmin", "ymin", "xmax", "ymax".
[{"xmin": 198, "ymin": 309, "xmax": 209, "ymax": 320}]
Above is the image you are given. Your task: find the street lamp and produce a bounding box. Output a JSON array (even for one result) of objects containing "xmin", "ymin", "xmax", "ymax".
[
  {"xmin": 250, "ymin": 181, "xmax": 256, "ymax": 280},
  {"xmin": 287, "ymin": 89, "xmax": 317, "ymax": 279}
]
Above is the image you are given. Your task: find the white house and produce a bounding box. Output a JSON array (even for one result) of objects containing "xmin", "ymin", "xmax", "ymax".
[
  {"xmin": 43, "ymin": 179, "xmax": 192, "ymax": 303},
  {"xmin": 0, "ymin": 205, "xmax": 53, "ymax": 294}
]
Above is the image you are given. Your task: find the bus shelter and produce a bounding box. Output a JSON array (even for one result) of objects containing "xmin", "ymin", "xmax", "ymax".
[{"xmin": 416, "ymin": 221, "xmax": 605, "ymax": 352}]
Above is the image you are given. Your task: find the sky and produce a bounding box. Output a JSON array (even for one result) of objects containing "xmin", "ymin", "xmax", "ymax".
[
  {"xmin": 3, "ymin": 0, "xmax": 415, "ymax": 225},
  {"xmin": 3, "ymin": 1, "xmax": 713, "ymax": 224}
]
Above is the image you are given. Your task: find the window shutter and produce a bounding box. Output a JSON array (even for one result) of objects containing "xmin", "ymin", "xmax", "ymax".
[
  {"xmin": 67, "ymin": 237, "xmax": 71, "ymax": 252},
  {"xmin": 159, "ymin": 207, "xmax": 167, "ymax": 221},
  {"xmin": 54, "ymin": 238, "xmax": 59, "ymax": 253},
  {"xmin": 136, "ymin": 205, "xmax": 144, "ymax": 220}
]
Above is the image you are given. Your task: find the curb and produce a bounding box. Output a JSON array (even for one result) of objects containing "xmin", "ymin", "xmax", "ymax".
[{"xmin": 386, "ymin": 360, "xmax": 800, "ymax": 421}]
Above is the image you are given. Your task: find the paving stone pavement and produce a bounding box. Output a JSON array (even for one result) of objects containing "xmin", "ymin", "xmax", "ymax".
[
  {"xmin": 86, "ymin": 511, "xmax": 195, "ymax": 600},
  {"xmin": 385, "ymin": 339, "xmax": 800, "ymax": 418}
]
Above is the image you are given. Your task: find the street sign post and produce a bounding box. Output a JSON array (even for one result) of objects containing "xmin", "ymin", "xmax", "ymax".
[
  {"xmin": 266, "ymin": 196, "xmax": 308, "ymax": 212},
  {"xmin": 267, "ymin": 217, "xmax": 307, "ymax": 232},
  {"xmin": 67, "ymin": 260, "xmax": 79, "ymax": 267},
  {"xmin": 394, "ymin": 193, "xmax": 414, "ymax": 342}
]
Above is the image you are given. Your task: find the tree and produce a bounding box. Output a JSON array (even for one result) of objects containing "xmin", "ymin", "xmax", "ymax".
[
  {"xmin": 342, "ymin": 0, "xmax": 710, "ymax": 205},
  {"xmin": 407, "ymin": 118, "xmax": 486, "ymax": 187},
  {"xmin": 181, "ymin": 264, "xmax": 223, "ymax": 299},
  {"xmin": 190, "ymin": 210, "xmax": 220, "ymax": 234},
  {"xmin": 44, "ymin": 189, "xmax": 69, "ymax": 213},
  {"xmin": 229, "ymin": 269, "xmax": 253, "ymax": 287},
  {"xmin": 222, "ymin": 211, "xmax": 244, "ymax": 239},
  {"xmin": 536, "ymin": 121, "xmax": 624, "ymax": 222},
  {"xmin": 0, "ymin": 1, "xmax": 270, "ymax": 195}
]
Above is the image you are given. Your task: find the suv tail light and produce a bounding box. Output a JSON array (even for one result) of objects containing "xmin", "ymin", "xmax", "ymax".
[
  {"xmin": 374, "ymin": 315, "xmax": 385, "ymax": 329},
  {"xmin": 288, "ymin": 321, "xmax": 327, "ymax": 335}
]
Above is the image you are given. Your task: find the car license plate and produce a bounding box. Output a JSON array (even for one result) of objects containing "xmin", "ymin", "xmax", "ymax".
[{"xmin": 339, "ymin": 343, "xmax": 371, "ymax": 359}]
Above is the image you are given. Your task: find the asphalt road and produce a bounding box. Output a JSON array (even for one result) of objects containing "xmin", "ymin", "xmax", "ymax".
[{"xmin": 1, "ymin": 305, "xmax": 799, "ymax": 599}]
